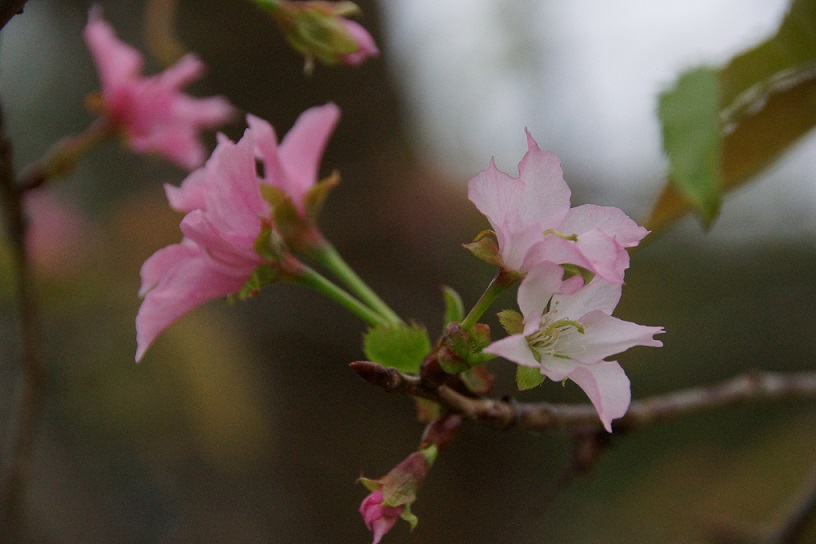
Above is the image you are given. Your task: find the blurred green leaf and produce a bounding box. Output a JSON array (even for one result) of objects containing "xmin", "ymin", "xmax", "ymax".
[
  {"xmin": 658, "ymin": 67, "xmax": 722, "ymax": 225},
  {"xmin": 441, "ymin": 285, "xmax": 465, "ymax": 326},
  {"xmin": 648, "ymin": 0, "xmax": 816, "ymax": 231},
  {"xmin": 363, "ymin": 322, "xmax": 431, "ymax": 373}
]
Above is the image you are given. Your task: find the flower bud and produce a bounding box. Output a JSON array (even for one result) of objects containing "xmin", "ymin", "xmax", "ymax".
[{"xmin": 257, "ymin": 0, "xmax": 379, "ymax": 73}]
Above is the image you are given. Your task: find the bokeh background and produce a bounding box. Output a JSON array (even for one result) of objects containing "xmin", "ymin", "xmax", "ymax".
[{"xmin": 1, "ymin": 1, "xmax": 816, "ymax": 542}]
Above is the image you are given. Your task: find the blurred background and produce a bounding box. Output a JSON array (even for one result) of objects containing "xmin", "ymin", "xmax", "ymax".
[{"xmin": 1, "ymin": 1, "xmax": 815, "ymax": 542}]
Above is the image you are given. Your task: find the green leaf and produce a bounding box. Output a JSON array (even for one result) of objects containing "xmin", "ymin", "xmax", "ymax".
[
  {"xmin": 497, "ymin": 309, "xmax": 524, "ymax": 335},
  {"xmin": 363, "ymin": 322, "xmax": 431, "ymax": 373},
  {"xmin": 441, "ymin": 285, "xmax": 465, "ymax": 325},
  {"xmin": 658, "ymin": 66, "xmax": 723, "ymax": 225},
  {"xmin": 516, "ymin": 365, "xmax": 545, "ymax": 391}
]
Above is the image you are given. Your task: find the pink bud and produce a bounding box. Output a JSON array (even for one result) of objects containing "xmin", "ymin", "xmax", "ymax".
[{"xmin": 359, "ymin": 489, "xmax": 404, "ymax": 544}]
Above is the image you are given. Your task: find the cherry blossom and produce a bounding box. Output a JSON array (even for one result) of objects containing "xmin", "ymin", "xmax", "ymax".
[
  {"xmin": 467, "ymin": 130, "xmax": 648, "ymax": 282},
  {"xmin": 83, "ymin": 6, "xmax": 234, "ymax": 170},
  {"xmin": 485, "ymin": 263, "xmax": 664, "ymax": 431},
  {"xmin": 136, "ymin": 104, "xmax": 341, "ymax": 361}
]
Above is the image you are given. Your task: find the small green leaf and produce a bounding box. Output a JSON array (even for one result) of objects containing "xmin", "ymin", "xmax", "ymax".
[
  {"xmin": 516, "ymin": 365, "xmax": 545, "ymax": 391},
  {"xmin": 363, "ymin": 322, "xmax": 431, "ymax": 373},
  {"xmin": 659, "ymin": 66, "xmax": 723, "ymax": 225},
  {"xmin": 497, "ymin": 309, "xmax": 524, "ymax": 335},
  {"xmin": 441, "ymin": 285, "xmax": 465, "ymax": 325}
]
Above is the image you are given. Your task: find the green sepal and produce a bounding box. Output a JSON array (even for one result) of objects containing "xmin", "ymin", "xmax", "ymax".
[
  {"xmin": 253, "ymin": 220, "xmax": 288, "ymax": 262},
  {"xmin": 516, "ymin": 365, "xmax": 545, "ymax": 391},
  {"xmin": 260, "ymin": 184, "xmax": 304, "ymax": 242},
  {"xmin": 561, "ymin": 263, "xmax": 595, "ymax": 286},
  {"xmin": 441, "ymin": 285, "xmax": 465, "ymax": 326},
  {"xmin": 469, "ymin": 323, "xmax": 491, "ymax": 351},
  {"xmin": 231, "ymin": 264, "xmax": 283, "ymax": 302},
  {"xmin": 303, "ymin": 171, "xmax": 340, "ymax": 221},
  {"xmin": 463, "ymin": 230, "xmax": 503, "ymax": 267},
  {"xmin": 497, "ymin": 309, "xmax": 524, "ymax": 335},
  {"xmin": 400, "ymin": 504, "xmax": 419, "ymax": 531},
  {"xmin": 363, "ymin": 322, "xmax": 431, "ymax": 373}
]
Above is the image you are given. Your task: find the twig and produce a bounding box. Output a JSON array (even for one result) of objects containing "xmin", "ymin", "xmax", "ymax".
[
  {"xmin": 0, "ymin": 98, "xmax": 45, "ymax": 540},
  {"xmin": 350, "ymin": 362, "xmax": 816, "ymax": 432}
]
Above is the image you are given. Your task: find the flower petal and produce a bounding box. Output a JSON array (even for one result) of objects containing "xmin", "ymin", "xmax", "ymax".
[
  {"xmin": 483, "ymin": 334, "xmax": 540, "ymax": 368},
  {"xmin": 278, "ymin": 103, "xmax": 341, "ymax": 210},
  {"xmin": 571, "ymin": 310, "xmax": 664, "ymax": 364},
  {"xmin": 561, "ymin": 204, "xmax": 649, "ymax": 248},
  {"xmin": 516, "ymin": 130, "xmax": 571, "ymax": 228},
  {"xmin": 135, "ymin": 243, "xmax": 247, "ymax": 361},
  {"xmin": 568, "ymin": 360, "xmax": 631, "ymax": 432}
]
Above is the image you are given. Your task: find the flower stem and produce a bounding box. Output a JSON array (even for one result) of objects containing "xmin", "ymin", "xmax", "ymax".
[
  {"xmin": 297, "ymin": 265, "xmax": 388, "ymax": 327},
  {"xmin": 310, "ymin": 242, "xmax": 403, "ymax": 325},
  {"xmin": 17, "ymin": 118, "xmax": 116, "ymax": 191},
  {"xmin": 460, "ymin": 269, "xmax": 519, "ymax": 330}
]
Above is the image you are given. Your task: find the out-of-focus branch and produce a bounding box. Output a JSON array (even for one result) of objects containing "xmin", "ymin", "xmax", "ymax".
[
  {"xmin": 350, "ymin": 362, "xmax": 816, "ymax": 432},
  {"xmin": 0, "ymin": 0, "xmax": 27, "ymax": 31},
  {"xmin": 711, "ymin": 464, "xmax": 816, "ymax": 544},
  {"xmin": 0, "ymin": 98, "xmax": 45, "ymax": 541}
]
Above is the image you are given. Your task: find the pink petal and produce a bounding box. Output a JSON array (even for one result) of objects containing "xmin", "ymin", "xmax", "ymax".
[
  {"xmin": 83, "ymin": 6, "xmax": 143, "ymax": 92},
  {"xmin": 550, "ymin": 277, "xmax": 621, "ymax": 317},
  {"xmin": 568, "ymin": 361, "xmax": 631, "ymax": 432},
  {"xmin": 278, "ymin": 103, "xmax": 341, "ymax": 210},
  {"xmin": 570, "ymin": 310, "xmax": 664, "ymax": 365},
  {"xmin": 246, "ymin": 114, "xmax": 285, "ymax": 189},
  {"xmin": 483, "ymin": 334, "xmax": 541, "ymax": 369},
  {"xmin": 135, "ymin": 243, "xmax": 247, "ymax": 361},
  {"xmin": 339, "ymin": 20, "xmax": 380, "ymax": 65},
  {"xmin": 516, "ymin": 130, "xmax": 571, "ymax": 228},
  {"xmin": 561, "ymin": 204, "xmax": 649, "ymax": 248},
  {"xmin": 516, "ymin": 262, "xmax": 570, "ymax": 331}
]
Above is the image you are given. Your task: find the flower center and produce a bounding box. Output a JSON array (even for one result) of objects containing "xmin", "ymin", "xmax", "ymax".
[{"xmin": 526, "ymin": 317, "xmax": 584, "ymax": 361}]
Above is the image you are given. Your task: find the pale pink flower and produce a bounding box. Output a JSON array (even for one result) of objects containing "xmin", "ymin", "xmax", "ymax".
[
  {"xmin": 359, "ymin": 489, "xmax": 404, "ymax": 544},
  {"xmin": 83, "ymin": 6, "xmax": 234, "ymax": 170},
  {"xmin": 485, "ymin": 263, "xmax": 664, "ymax": 431},
  {"xmin": 468, "ymin": 130, "xmax": 648, "ymax": 282}
]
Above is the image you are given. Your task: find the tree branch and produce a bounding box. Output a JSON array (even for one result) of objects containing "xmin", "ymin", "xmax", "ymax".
[
  {"xmin": 0, "ymin": 0, "xmax": 27, "ymax": 32},
  {"xmin": 0, "ymin": 97, "xmax": 46, "ymax": 541},
  {"xmin": 349, "ymin": 362, "xmax": 816, "ymax": 432}
]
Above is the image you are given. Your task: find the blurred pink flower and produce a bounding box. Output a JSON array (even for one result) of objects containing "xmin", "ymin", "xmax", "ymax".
[
  {"xmin": 359, "ymin": 489, "xmax": 404, "ymax": 544},
  {"xmin": 23, "ymin": 189, "xmax": 92, "ymax": 279},
  {"xmin": 83, "ymin": 6, "xmax": 234, "ymax": 170},
  {"xmin": 467, "ymin": 130, "xmax": 648, "ymax": 282},
  {"xmin": 485, "ymin": 263, "xmax": 664, "ymax": 431}
]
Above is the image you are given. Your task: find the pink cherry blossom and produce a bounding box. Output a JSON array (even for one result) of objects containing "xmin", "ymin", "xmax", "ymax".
[
  {"xmin": 485, "ymin": 263, "xmax": 664, "ymax": 431},
  {"xmin": 359, "ymin": 489, "xmax": 404, "ymax": 544},
  {"xmin": 83, "ymin": 6, "xmax": 234, "ymax": 170},
  {"xmin": 136, "ymin": 104, "xmax": 340, "ymax": 361},
  {"xmin": 468, "ymin": 130, "xmax": 648, "ymax": 282},
  {"xmin": 135, "ymin": 130, "xmax": 269, "ymax": 361}
]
